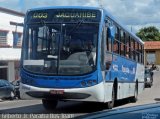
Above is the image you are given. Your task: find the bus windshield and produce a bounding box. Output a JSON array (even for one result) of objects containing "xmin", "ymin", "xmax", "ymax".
[{"xmin": 22, "ymin": 22, "xmax": 99, "ymax": 75}]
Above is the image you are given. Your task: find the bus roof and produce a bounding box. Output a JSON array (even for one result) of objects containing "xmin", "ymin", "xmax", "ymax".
[
  {"xmin": 27, "ymin": 6, "xmax": 144, "ymax": 45},
  {"xmin": 27, "ymin": 6, "xmax": 101, "ymax": 12}
]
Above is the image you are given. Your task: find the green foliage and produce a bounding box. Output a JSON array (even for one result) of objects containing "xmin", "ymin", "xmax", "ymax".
[{"xmin": 136, "ymin": 26, "xmax": 160, "ymax": 41}]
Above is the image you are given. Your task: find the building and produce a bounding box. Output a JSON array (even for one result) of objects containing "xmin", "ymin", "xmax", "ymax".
[
  {"xmin": 144, "ymin": 41, "xmax": 160, "ymax": 65},
  {"xmin": 0, "ymin": 7, "xmax": 24, "ymax": 82}
]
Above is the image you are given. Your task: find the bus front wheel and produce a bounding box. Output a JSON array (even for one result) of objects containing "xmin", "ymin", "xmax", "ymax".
[
  {"xmin": 42, "ymin": 99, "xmax": 58, "ymax": 110},
  {"xmin": 107, "ymin": 87, "xmax": 115, "ymax": 109}
]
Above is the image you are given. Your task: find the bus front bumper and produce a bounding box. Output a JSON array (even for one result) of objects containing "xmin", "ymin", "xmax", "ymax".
[{"xmin": 20, "ymin": 82, "xmax": 105, "ymax": 102}]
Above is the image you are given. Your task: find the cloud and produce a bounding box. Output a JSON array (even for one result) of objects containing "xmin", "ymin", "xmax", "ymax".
[
  {"xmin": 0, "ymin": 0, "xmax": 9, "ymax": 2},
  {"xmin": 0, "ymin": 0, "xmax": 159, "ymax": 32},
  {"xmin": 0, "ymin": 0, "xmax": 5, "ymax": 2},
  {"xmin": 21, "ymin": 0, "xmax": 99, "ymax": 11},
  {"xmin": 0, "ymin": 0, "xmax": 20, "ymax": 11},
  {"xmin": 102, "ymin": 0, "xmax": 160, "ymax": 32}
]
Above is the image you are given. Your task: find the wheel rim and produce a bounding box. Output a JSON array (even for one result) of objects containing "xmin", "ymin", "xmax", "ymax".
[
  {"xmin": 111, "ymin": 88, "xmax": 115, "ymax": 106},
  {"xmin": 135, "ymin": 84, "xmax": 138, "ymax": 99},
  {"xmin": 108, "ymin": 88, "xmax": 115, "ymax": 109}
]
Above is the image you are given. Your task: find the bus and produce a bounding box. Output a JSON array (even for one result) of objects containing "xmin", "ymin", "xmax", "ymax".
[{"xmin": 20, "ymin": 6, "xmax": 144, "ymax": 110}]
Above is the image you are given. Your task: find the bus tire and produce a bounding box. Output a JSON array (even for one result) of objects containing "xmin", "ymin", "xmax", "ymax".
[
  {"xmin": 42, "ymin": 99, "xmax": 58, "ymax": 110},
  {"xmin": 130, "ymin": 82, "xmax": 138, "ymax": 103},
  {"xmin": 107, "ymin": 87, "xmax": 115, "ymax": 109}
]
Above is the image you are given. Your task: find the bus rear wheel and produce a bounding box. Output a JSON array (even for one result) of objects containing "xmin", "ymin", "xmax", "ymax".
[
  {"xmin": 130, "ymin": 83, "xmax": 138, "ymax": 103},
  {"xmin": 42, "ymin": 99, "xmax": 58, "ymax": 110}
]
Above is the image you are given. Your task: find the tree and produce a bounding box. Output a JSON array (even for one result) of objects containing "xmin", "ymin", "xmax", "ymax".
[{"xmin": 136, "ymin": 26, "xmax": 160, "ymax": 41}]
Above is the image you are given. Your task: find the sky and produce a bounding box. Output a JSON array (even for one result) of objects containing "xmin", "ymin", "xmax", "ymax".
[{"xmin": 0, "ymin": 0, "xmax": 159, "ymax": 33}]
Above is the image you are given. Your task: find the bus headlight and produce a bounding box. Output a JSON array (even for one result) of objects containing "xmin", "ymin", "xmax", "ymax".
[
  {"xmin": 92, "ymin": 80, "xmax": 97, "ymax": 84},
  {"xmin": 81, "ymin": 81, "xmax": 87, "ymax": 87},
  {"xmin": 87, "ymin": 80, "xmax": 93, "ymax": 86},
  {"xmin": 87, "ymin": 80, "xmax": 97, "ymax": 86},
  {"xmin": 81, "ymin": 80, "xmax": 97, "ymax": 87}
]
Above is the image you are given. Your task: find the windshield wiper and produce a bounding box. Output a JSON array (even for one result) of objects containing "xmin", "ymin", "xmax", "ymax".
[{"xmin": 68, "ymin": 20, "xmax": 84, "ymax": 35}]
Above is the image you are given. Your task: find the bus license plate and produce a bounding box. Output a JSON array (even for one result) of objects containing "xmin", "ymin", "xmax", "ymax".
[{"xmin": 50, "ymin": 90, "xmax": 64, "ymax": 95}]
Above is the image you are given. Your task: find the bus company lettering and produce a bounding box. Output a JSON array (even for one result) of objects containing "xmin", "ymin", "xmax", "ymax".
[
  {"xmin": 131, "ymin": 68, "xmax": 136, "ymax": 74},
  {"xmin": 55, "ymin": 12, "xmax": 97, "ymax": 18},
  {"xmin": 122, "ymin": 66, "xmax": 135, "ymax": 74},
  {"xmin": 113, "ymin": 64, "xmax": 118, "ymax": 71},
  {"xmin": 122, "ymin": 65, "xmax": 129, "ymax": 73}
]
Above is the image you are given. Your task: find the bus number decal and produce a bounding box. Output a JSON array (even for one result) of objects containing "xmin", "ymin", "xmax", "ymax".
[{"xmin": 32, "ymin": 13, "xmax": 48, "ymax": 19}]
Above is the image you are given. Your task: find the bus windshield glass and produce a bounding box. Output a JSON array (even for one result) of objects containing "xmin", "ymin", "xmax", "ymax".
[{"xmin": 22, "ymin": 9, "xmax": 100, "ymax": 75}]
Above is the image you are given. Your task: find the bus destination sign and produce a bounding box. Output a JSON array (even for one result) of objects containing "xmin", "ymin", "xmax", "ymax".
[
  {"xmin": 54, "ymin": 11, "xmax": 97, "ymax": 19},
  {"xmin": 28, "ymin": 9, "xmax": 101, "ymax": 23}
]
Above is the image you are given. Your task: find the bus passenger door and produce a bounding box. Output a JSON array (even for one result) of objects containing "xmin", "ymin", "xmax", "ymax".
[
  {"xmin": 101, "ymin": 25, "xmax": 113, "ymax": 102},
  {"xmin": 100, "ymin": 27, "xmax": 106, "ymax": 82},
  {"xmin": 104, "ymin": 24, "xmax": 113, "ymax": 82},
  {"xmin": 101, "ymin": 25, "xmax": 112, "ymax": 81},
  {"xmin": 105, "ymin": 53, "xmax": 112, "ymax": 81}
]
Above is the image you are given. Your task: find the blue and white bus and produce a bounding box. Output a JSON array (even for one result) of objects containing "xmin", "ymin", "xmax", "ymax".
[{"xmin": 20, "ymin": 6, "xmax": 144, "ymax": 110}]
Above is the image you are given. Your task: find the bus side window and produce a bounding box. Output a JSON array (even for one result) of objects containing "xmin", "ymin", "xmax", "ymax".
[
  {"xmin": 120, "ymin": 31, "xmax": 125, "ymax": 56},
  {"xmin": 105, "ymin": 24, "xmax": 112, "ymax": 70},
  {"xmin": 106, "ymin": 31, "xmax": 112, "ymax": 52},
  {"xmin": 101, "ymin": 28, "xmax": 105, "ymax": 70},
  {"xmin": 105, "ymin": 53, "xmax": 112, "ymax": 70}
]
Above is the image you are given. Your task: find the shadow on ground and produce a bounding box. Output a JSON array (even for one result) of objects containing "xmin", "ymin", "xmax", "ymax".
[{"xmin": 0, "ymin": 98, "xmax": 132, "ymax": 114}]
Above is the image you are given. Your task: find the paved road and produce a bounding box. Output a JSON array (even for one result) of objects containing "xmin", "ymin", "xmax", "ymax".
[{"xmin": 0, "ymin": 70, "xmax": 160, "ymax": 118}]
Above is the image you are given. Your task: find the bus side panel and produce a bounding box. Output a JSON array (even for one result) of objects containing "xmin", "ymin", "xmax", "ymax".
[
  {"xmin": 116, "ymin": 63, "xmax": 144, "ymax": 100},
  {"xmin": 105, "ymin": 55, "xmax": 144, "ymax": 100},
  {"xmin": 117, "ymin": 83, "xmax": 130, "ymax": 99}
]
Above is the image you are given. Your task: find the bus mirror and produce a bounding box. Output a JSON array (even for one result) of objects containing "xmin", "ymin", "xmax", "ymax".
[{"xmin": 107, "ymin": 26, "xmax": 115, "ymax": 40}]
